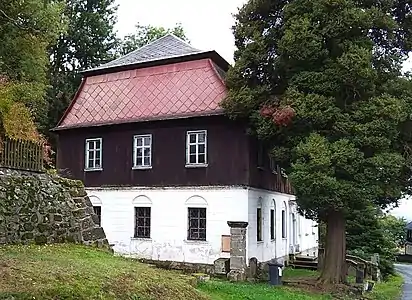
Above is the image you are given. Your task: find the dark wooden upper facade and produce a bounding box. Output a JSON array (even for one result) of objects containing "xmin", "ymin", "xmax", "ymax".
[
  {"xmin": 54, "ymin": 35, "xmax": 293, "ymax": 194},
  {"xmin": 56, "ymin": 115, "xmax": 293, "ymax": 194}
]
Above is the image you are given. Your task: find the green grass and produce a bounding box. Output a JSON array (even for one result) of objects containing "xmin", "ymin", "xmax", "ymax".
[
  {"xmin": 0, "ymin": 244, "xmax": 207, "ymax": 300},
  {"xmin": 283, "ymin": 267, "xmax": 319, "ymax": 279},
  {"xmin": 198, "ymin": 280, "xmax": 332, "ymax": 300},
  {"xmin": 198, "ymin": 268, "xmax": 330, "ymax": 300},
  {"xmin": 0, "ymin": 244, "xmax": 403, "ymax": 300},
  {"xmin": 364, "ymin": 274, "xmax": 404, "ymax": 300}
]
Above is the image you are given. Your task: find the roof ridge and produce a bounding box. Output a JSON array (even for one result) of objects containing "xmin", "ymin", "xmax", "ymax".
[
  {"xmin": 87, "ymin": 34, "xmax": 203, "ymax": 73},
  {"xmin": 166, "ymin": 33, "xmax": 199, "ymax": 50},
  {"xmin": 100, "ymin": 34, "xmax": 174, "ymax": 67}
]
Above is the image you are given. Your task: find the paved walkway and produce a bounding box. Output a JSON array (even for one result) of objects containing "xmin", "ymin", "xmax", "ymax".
[{"xmin": 395, "ymin": 264, "xmax": 412, "ymax": 300}]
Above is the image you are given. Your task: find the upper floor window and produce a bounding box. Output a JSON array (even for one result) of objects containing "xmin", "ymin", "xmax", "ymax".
[
  {"xmin": 257, "ymin": 140, "xmax": 265, "ymax": 168},
  {"xmin": 186, "ymin": 130, "xmax": 207, "ymax": 166},
  {"xmin": 133, "ymin": 134, "xmax": 152, "ymax": 169},
  {"xmin": 85, "ymin": 138, "xmax": 102, "ymax": 170}
]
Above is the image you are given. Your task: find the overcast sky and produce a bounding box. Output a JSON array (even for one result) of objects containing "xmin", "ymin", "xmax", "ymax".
[
  {"xmin": 114, "ymin": 0, "xmax": 412, "ymax": 220},
  {"xmin": 115, "ymin": 0, "xmax": 247, "ymax": 63}
]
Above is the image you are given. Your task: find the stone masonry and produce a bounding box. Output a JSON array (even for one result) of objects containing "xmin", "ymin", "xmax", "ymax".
[
  {"xmin": 0, "ymin": 168, "xmax": 109, "ymax": 248},
  {"xmin": 227, "ymin": 221, "xmax": 248, "ymax": 281}
]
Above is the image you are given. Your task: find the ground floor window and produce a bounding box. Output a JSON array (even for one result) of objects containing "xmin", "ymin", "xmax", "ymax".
[
  {"xmin": 257, "ymin": 207, "xmax": 262, "ymax": 241},
  {"xmin": 270, "ymin": 208, "xmax": 275, "ymax": 240},
  {"xmin": 93, "ymin": 206, "xmax": 101, "ymax": 226},
  {"xmin": 282, "ymin": 209, "xmax": 286, "ymax": 238},
  {"xmin": 135, "ymin": 207, "xmax": 151, "ymax": 238},
  {"xmin": 188, "ymin": 207, "xmax": 206, "ymax": 241}
]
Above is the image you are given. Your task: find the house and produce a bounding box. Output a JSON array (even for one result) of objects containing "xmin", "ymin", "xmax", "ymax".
[{"xmin": 53, "ymin": 34, "xmax": 318, "ymax": 266}]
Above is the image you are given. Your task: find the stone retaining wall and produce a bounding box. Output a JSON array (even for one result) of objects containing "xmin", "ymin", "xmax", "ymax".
[{"xmin": 0, "ymin": 168, "xmax": 109, "ymax": 248}]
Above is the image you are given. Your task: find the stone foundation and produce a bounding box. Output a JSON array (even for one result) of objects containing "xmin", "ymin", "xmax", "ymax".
[{"xmin": 0, "ymin": 168, "xmax": 109, "ymax": 248}]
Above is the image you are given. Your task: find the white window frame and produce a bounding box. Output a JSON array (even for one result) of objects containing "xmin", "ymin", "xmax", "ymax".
[
  {"xmin": 85, "ymin": 138, "xmax": 103, "ymax": 171},
  {"xmin": 186, "ymin": 130, "xmax": 207, "ymax": 167},
  {"xmin": 133, "ymin": 134, "xmax": 152, "ymax": 169}
]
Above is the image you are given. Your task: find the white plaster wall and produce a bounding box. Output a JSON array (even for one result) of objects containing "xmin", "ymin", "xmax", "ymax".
[
  {"xmin": 87, "ymin": 186, "xmax": 249, "ymax": 265},
  {"xmin": 298, "ymin": 216, "xmax": 319, "ymax": 256},
  {"xmin": 247, "ymin": 189, "xmax": 318, "ymax": 264}
]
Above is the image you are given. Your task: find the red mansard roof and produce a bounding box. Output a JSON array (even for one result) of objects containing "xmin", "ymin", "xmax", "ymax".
[{"xmin": 55, "ymin": 35, "xmax": 229, "ymax": 130}]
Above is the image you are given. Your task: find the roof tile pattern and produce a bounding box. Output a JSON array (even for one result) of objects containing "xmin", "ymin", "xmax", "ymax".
[
  {"xmin": 58, "ymin": 59, "xmax": 226, "ymax": 129},
  {"xmin": 88, "ymin": 34, "xmax": 203, "ymax": 72}
]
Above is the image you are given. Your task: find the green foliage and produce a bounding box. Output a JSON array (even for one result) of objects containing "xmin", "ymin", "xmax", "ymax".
[
  {"xmin": 365, "ymin": 274, "xmax": 404, "ymax": 300},
  {"xmin": 380, "ymin": 214, "xmax": 408, "ymax": 247},
  {"xmin": 346, "ymin": 206, "xmax": 407, "ymax": 278},
  {"xmin": 119, "ymin": 23, "xmax": 188, "ymax": 56},
  {"xmin": 225, "ymin": 0, "xmax": 412, "ymax": 218},
  {"xmin": 46, "ymin": 0, "xmax": 118, "ymax": 135},
  {"xmin": 226, "ymin": 0, "xmax": 412, "ymax": 282},
  {"xmin": 0, "ymin": 0, "xmax": 66, "ymax": 137}
]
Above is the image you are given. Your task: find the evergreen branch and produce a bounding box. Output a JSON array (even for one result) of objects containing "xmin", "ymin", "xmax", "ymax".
[
  {"xmin": 0, "ymin": 8, "xmax": 23, "ymax": 29},
  {"xmin": 0, "ymin": 8, "xmax": 41, "ymax": 33}
]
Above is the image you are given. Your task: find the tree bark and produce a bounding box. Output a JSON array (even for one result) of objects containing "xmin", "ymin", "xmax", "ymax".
[{"xmin": 318, "ymin": 210, "xmax": 347, "ymax": 284}]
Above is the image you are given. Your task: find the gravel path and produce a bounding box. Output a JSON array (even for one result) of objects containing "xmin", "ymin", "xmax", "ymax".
[{"xmin": 395, "ymin": 263, "xmax": 412, "ymax": 300}]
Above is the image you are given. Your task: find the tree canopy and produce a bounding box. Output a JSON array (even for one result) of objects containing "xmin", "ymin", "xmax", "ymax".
[
  {"xmin": 46, "ymin": 0, "xmax": 118, "ymax": 137},
  {"xmin": 0, "ymin": 0, "xmax": 66, "ymax": 141},
  {"xmin": 224, "ymin": 0, "xmax": 412, "ymax": 284}
]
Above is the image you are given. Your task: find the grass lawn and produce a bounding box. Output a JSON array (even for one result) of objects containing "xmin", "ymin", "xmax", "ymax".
[
  {"xmin": 198, "ymin": 268, "xmax": 330, "ymax": 300},
  {"xmin": 198, "ymin": 267, "xmax": 404, "ymax": 300},
  {"xmin": 0, "ymin": 244, "xmax": 207, "ymax": 300},
  {"xmin": 0, "ymin": 244, "xmax": 404, "ymax": 300},
  {"xmin": 198, "ymin": 281, "xmax": 332, "ymax": 300}
]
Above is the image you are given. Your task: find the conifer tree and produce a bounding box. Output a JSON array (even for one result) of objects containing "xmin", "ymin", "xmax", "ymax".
[{"xmin": 224, "ymin": 0, "xmax": 412, "ymax": 284}]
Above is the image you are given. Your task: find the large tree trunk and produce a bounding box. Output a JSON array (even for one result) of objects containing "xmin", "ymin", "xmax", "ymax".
[{"xmin": 318, "ymin": 210, "xmax": 347, "ymax": 284}]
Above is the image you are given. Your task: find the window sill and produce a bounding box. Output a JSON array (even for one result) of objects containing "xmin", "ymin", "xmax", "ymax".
[
  {"xmin": 257, "ymin": 240, "xmax": 263, "ymax": 244},
  {"xmin": 132, "ymin": 166, "xmax": 152, "ymax": 170},
  {"xmin": 185, "ymin": 164, "xmax": 208, "ymax": 168},
  {"xmin": 271, "ymin": 239, "xmax": 276, "ymax": 243},
  {"xmin": 257, "ymin": 166, "xmax": 265, "ymax": 171},
  {"xmin": 184, "ymin": 239, "xmax": 209, "ymax": 245},
  {"xmin": 84, "ymin": 168, "xmax": 103, "ymax": 172},
  {"xmin": 131, "ymin": 237, "xmax": 152, "ymax": 241}
]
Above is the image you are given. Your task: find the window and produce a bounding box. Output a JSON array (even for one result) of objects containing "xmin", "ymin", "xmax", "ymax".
[
  {"xmin": 85, "ymin": 138, "xmax": 102, "ymax": 170},
  {"xmin": 257, "ymin": 141, "xmax": 265, "ymax": 168},
  {"xmin": 133, "ymin": 134, "xmax": 152, "ymax": 168},
  {"xmin": 282, "ymin": 209, "xmax": 287, "ymax": 238},
  {"xmin": 269, "ymin": 157, "xmax": 278, "ymax": 174},
  {"xmin": 93, "ymin": 206, "xmax": 101, "ymax": 226},
  {"xmin": 188, "ymin": 208, "xmax": 206, "ymax": 241},
  {"xmin": 270, "ymin": 209, "xmax": 275, "ymax": 240},
  {"xmin": 186, "ymin": 130, "xmax": 207, "ymax": 165},
  {"xmin": 257, "ymin": 208, "xmax": 262, "ymax": 241},
  {"xmin": 134, "ymin": 207, "xmax": 151, "ymax": 238}
]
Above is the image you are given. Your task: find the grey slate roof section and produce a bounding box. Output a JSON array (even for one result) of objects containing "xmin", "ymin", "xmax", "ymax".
[
  {"xmin": 406, "ymin": 221, "xmax": 412, "ymax": 230},
  {"xmin": 87, "ymin": 34, "xmax": 205, "ymax": 72}
]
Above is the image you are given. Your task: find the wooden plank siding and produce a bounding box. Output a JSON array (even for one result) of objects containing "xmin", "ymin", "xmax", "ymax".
[{"xmin": 56, "ymin": 115, "xmax": 294, "ymax": 194}]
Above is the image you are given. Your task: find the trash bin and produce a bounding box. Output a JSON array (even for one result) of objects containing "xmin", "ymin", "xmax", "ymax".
[{"xmin": 267, "ymin": 261, "xmax": 283, "ymax": 286}]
